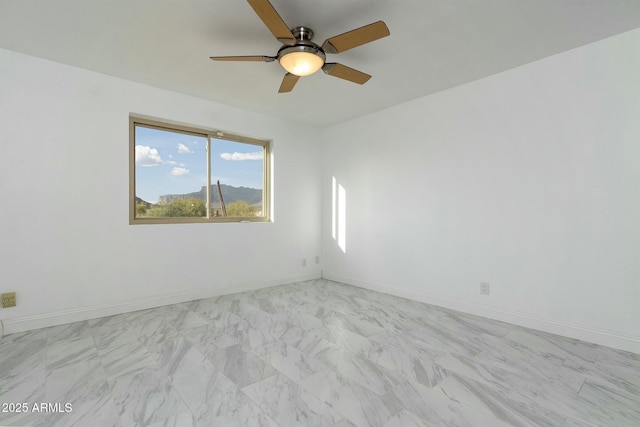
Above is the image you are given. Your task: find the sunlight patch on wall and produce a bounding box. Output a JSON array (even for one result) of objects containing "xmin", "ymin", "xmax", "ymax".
[
  {"xmin": 332, "ymin": 176, "xmax": 337, "ymax": 240},
  {"xmin": 331, "ymin": 176, "xmax": 347, "ymax": 253},
  {"xmin": 338, "ymin": 184, "xmax": 346, "ymax": 252}
]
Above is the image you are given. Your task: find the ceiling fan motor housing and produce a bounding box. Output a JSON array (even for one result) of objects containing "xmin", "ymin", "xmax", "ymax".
[{"xmin": 277, "ymin": 27, "xmax": 326, "ymax": 61}]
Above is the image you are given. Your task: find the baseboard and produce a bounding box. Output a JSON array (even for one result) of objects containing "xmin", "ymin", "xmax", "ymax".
[
  {"xmin": 2, "ymin": 273, "xmax": 321, "ymax": 335},
  {"xmin": 323, "ymin": 272, "xmax": 640, "ymax": 355}
]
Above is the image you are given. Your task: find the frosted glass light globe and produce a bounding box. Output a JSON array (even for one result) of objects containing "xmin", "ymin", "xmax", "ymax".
[{"xmin": 279, "ymin": 51, "xmax": 324, "ymax": 76}]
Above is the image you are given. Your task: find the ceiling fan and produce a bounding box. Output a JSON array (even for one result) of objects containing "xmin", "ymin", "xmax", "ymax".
[{"xmin": 210, "ymin": 0, "xmax": 390, "ymax": 93}]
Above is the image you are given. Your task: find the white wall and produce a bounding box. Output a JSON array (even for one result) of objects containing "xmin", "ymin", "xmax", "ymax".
[
  {"xmin": 2, "ymin": 28, "xmax": 639, "ymax": 353},
  {"xmin": 322, "ymin": 29, "xmax": 640, "ymax": 353},
  {"xmin": 0, "ymin": 49, "xmax": 323, "ymax": 333}
]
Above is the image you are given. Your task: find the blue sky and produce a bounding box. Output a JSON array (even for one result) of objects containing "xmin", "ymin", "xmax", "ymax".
[{"xmin": 135, "ymin": 126, "xmax": 263, "ymax": 203}]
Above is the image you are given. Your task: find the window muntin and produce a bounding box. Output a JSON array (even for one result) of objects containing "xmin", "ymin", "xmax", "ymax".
[{"xmin": 130, "ymin": 117, "xmax": 270, "ymax": 224}]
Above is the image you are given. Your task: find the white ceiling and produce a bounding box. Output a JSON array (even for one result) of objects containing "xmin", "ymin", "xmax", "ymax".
[{"xmin": 2, "ymin": 0, "xmax": 640, "ymax": 127}]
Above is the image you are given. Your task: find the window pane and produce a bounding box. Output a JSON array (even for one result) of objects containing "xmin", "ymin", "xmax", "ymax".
[
  {"xmin": 210, "ymin": 138, "xmax": 264, "ymax": 218},
  {"xmin": 134, "ymin": 126, "xmax": 208, "ymax": 218}
]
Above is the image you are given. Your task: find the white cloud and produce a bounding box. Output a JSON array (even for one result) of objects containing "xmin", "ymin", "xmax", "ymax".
[
  {"xmin": 171, "ymin": 167, "xmax": 190, "ymax": 176},
  {"xmin": 165, "ymin": 161, "xmax": 187, "ymax": 167},
  {"xmin": 178, "ymin": 143, "xmax": 193, "ymax": 154},
  {"xmin": 220, "ymin": 151, "xmax": 263, "ymax": 161},
  {"xmin": 135, "ymin": 145, "xmax": 162, "ymax": 166}
]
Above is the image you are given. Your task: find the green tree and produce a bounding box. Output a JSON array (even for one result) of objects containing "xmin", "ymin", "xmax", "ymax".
[
  {"xmin": 136, "ymin": 202, "xmax": 147, "ymax": 216},
  {"xmin": 147, "ymin": 198, "xmax": 206, "ymax": 217},
  {"xmin": 226, "ymin": 200, "xmax": 255, "ymax": 217}
]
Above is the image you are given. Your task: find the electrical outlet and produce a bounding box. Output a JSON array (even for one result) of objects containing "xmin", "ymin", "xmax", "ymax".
[
  {"xmin": 301, "ymin": 258, "xmax": 307, "ymax": 267},
  {"xmin": 315, "ymin": 256, "xmax": 320, "ymax": 264},
  {"xmin": 480, "ymin": 282, "xmax": 490, "ymax": 295},
  {"xmin": 1, "ymin": 292, "xmax": 16, "ymax": 308}
]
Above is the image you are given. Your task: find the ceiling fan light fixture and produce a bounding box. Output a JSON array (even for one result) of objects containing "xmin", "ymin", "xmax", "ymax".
[{"xmin": 278, "ymin": 45, "xmax": 325, "ymax": 77}]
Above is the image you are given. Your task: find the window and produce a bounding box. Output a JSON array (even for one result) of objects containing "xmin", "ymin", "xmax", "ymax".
[{"xmin": 129, "ymin": 116, "xmax": 270, "ymax": 224}]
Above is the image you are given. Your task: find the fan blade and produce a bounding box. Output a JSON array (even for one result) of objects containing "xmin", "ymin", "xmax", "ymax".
[
  {"xmin": 322, "ymin": 63, "xmax": 371, "ymax": 85},
  {"xmin": 278, "ymin": 73, "xmax": 300, "ymax": 93},
  {"xmin": 247, "ymin": 0, "xmax": 296, "ymax": 45},
  {"xmin": 210, "ymin": 55, "xmax": 276, "ymax": 62},
  {"xmin": 321, "ymin": 21, "xmax": 390, "ymax": 54}
]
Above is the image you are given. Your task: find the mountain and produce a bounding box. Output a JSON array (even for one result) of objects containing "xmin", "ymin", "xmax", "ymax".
[
  {"xmin": 135, "ymin": 197, "xmax": 153, "ymax": 209},
  {"xmin": 156, "ymin": 184, "xmax": 261, "ymax": 206}
]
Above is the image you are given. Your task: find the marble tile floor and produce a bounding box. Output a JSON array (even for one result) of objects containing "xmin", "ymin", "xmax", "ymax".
[{"xmin": 1, "ymin": 279, "xmax": 639, "ymax": 427}]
